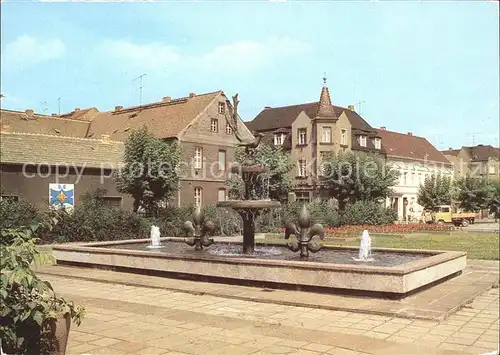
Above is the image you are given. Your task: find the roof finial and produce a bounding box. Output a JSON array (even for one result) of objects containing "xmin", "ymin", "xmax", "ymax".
[{"xmin": 323, "ymin": 72, "xmax": 327, "ymax": 87}]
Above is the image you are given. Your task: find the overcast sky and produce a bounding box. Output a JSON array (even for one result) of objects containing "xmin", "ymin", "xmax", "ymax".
[{"xmin": 1, "ymin": 1, "xmax": 498, "ymax": 149}]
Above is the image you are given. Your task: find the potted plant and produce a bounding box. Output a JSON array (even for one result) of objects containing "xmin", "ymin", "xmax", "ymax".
[{"xmin": 0, "ymin": 223, "xmax": 85, "ymax": 355}]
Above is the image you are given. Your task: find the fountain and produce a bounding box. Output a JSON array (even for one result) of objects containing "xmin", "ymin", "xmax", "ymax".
[
  {"xmin": 352, "ymin": 230, "xmax": 374, "ymax": 262},
  {"xmin": 216, "ymin": 93, "xmax": 281, "ymax": 254},
  {"xmin": 146, "ymin": 225, "xmax": 162, "ymax": 249},
  {"xmin": 50, "ymin": 93, "xmax": 467, "ymax": 298}
]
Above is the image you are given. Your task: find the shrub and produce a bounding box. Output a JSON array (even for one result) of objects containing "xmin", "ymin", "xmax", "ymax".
[
  {"xmin": 341, "ymin": 200, "xmax": 397, "ymax": 226},
  {"xmin": 281, "ymin": 201, "xmax": 341, "ymax": 228},
  {"xmin": 0, "ymin": 223, "xmax": 84, "ymax": 354},
  {"xmin": 48, "ymin": 189, "xmax": 145, "ymax": 243},
  {"xmin": 0, "ymin": 198, "xmax": 43, "ymax": 231}
]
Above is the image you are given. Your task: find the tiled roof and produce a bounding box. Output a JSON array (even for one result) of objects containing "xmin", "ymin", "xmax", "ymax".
[
  {"xmin": 376, "ymin": 129, "xmax": 450, "ymax": 164},
  {"xmin": 316, "ymin": 86, "xmax": 337, "ymax": 119},
  {"xmin": 442, "ymin": 149, "xmax": 461, "ymax": 157},
  {"xmin": 464, "ymin": 145, "xmax": 499, "ymax": 162},
  {"xmin": 0, "ymin": 132, "xmax": 124, "ymax": 169},
  {"xmin": 0, "ymin": 109, "xmax": 90, "ymax": 137},
  {"xmin": 59, "ymin": 107, "xmax": 100, "ymax": 122},
  {"xmin": 249, "ymin": 102, "xmax": 375, "ymax": 133},
  {"xmin": 87, "ymin": 91, "xmax": 221, "ymax": 141}
]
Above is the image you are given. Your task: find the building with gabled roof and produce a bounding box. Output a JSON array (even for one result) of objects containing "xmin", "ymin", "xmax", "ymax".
[
  {"xmin": 376, "ymin": 127, "xmax": 454, "ymax": 222},
  {"xmin": 0, "ymin": 90, "xmax": 255, "ymax": 208},
  {"xmin": 442, "ymin": 144, "xmax": 500, "ymax": 179},
  {"xmin": 245, "ymin": 79, "xmax": 382, "ymax": 202}
]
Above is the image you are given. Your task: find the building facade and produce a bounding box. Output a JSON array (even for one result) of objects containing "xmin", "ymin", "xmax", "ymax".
[
  {"xmin": 246, "ymin": 80, "xmax": 382, "ymax": 202},
  {"xmin": 0, "ymin": 91, "xmax": 254, "ymax": 209},
  {"xmin": 376, "ymin": 128, "xmax": 454, "ymax": 222},
  {"xmin": 442, "ymin": 145, "xmax": 500, "ymax": 180}
]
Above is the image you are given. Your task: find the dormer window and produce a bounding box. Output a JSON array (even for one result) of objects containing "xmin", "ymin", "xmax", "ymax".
[
  {"xmin": 210, "ymin": 118, "xmax": 218, "ymax": 132},
  {"xmin": 297, "ymin": 128, "xmax": 307, "ymax": 145},
  {"xmin": 359, "ymin": 135, "xmax": 367, "ymax": 147},
  {"xmin": 218, "ymin": 102, "xmax": 225, "ymax": 114},
  {"xmin": 374, "ymin": 137, "xmax": 381, "ymax": 150},
  {"xmin": 274, "ymin": 133, "xmax": 285, "ymax": 146}
]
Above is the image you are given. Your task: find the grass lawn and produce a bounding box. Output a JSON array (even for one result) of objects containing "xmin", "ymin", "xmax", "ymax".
[{"xmin": 265, "ymin": 233, "xmax": 500, "ymax": 260}]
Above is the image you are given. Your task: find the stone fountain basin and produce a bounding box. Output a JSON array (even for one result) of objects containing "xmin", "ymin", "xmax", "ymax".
[
  {"xmin": 51, "ymin": 238, "xmax": 466, "ymax": 298},
  {"xmin": 217, "ymin": 200, "xmax": 281, "ymax": 209}
]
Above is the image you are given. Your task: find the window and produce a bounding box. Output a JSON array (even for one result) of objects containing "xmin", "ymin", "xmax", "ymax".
[
  {"xmin": 403, "ymin": 172, "xmax": 408, "ymax": 185},
  {"xmin": 194, "ymin": 147, "xmax": 203, "ymax": 169},
  {"xmin": 218, "ymin": 150, "xmax": 226, "ymax": 171},
  {"xmin": 210, "ymin": 119, "xmax": 218, "ymax": 132},
  {"xmin": 295, "ymin": 191, "xmax": 310, "ymax": 203},
  {"xmin": 359, "ymin": 135, "xmax": 367, "ymax": 147},
  {"xmin": 319, "ymin": 152, "xmax": 328, "ymax": 176},
  {"xmin": 0, "ymin": 195, "xmax": 19, "ymax": 202},
  {"xmin": 441, "ymin": 207, "xmax": 450, "ymax": 213},
  {"xmin": 274, "ymin": 133, "xmax": 284, "ymax": 146},
  {"xmin": 341, "ymin": 129, "xmax": 347, "ymax": 145},
  {"xmin": 321, "ymin": 127, "xmax": 332, "ymax": 143},
  {"xmin": 410, "ymin": 172, "xmax": 415, "ymax": 185},
  {"xmin": 225, "ymin": 122, "xmax": 232, "ymax": 135},
  {"xmin": 101, "ymin": 196, "xmax": 122, "ymax": 208},
  {"xmin": 194, "ymin": 187, "xmax": 202, "ymax": 207},
  {"xmin": 298, "ymin": 159, "xmax": 307, "ymax": 177},
  {"xmin": 218, "ymin": 102, "xmax": 225, "ymax": 114},
  {"xmin": 489, "ymin": 164, "xmax": 495, "ymax": 174},
  {"xmin": 374, "ymin": 138, "xmax": 381, "ymax": 150},
  {"xmin": 418, "ymin": 173, "xmax": 422, "ymax": 185},
  {"xmin": 298, "ymin": 128, "xmax": 307, "ymax": 145},
  {"xmin": 218, "ymin": 188, "xmax": 226, "ymax": 202}
]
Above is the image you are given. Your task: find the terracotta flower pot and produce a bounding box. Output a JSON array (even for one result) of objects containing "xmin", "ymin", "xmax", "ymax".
[{"xmin": 41, "ymin": 314, "xmax": 71, "ymax": 355}]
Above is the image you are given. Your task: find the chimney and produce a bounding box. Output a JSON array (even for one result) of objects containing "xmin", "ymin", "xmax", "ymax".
[
  {"xmin": 162, "ymin": 96, "xmax": 171, "ymax": 103},
  {"xmin": 380, "ymin": 126, "xmax": 386, "ymax": 130},
  {"xmin": 348, "ymin": 105, "xmax": 355, "ymax": 111},
  {"xmin": 51, "ymin": 113, "xmax": 58, "ymax": 117},
  {"xmin": 407, "ymin": 132, "xmax": 413, "ymax": 136},
  {"xmin": 188, "ymin": 93, "xmax": 196, "ymax": 98},
  {"xmin": 264, "ymin": 106, "xmax": 271, "ymax": 110},
  {"xmin": 74, "ymin": 108, "xmax": 81, "ymax": 112},
  {"xmin": 114, "ymin": 105, "xmax": 123, "ymax": 112},
  {"xmin": 25, "ymin": 109, "xmax": 34, "ymax": 115}
]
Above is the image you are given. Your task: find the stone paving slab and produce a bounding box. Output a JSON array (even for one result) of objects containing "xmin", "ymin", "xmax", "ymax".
[
  {"xmin": 39, "ymin": 274, "xmax": 499, "ymax": 355},
  {"xmin": 37, "ymin": 260, "xmax": 499, "ymax": 321}
]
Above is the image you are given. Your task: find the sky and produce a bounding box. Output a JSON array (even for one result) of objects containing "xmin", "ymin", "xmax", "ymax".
[{"xmin": 1, "ymin": 1, "xmax": 499, "ymax": 150}]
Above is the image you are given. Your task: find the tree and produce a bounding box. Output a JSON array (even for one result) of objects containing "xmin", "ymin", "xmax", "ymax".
[
  {"xmin": 486, "ymin": 179, "xmax": 500, "ymax": 219},
  {"xmin": 454, "ymin": 175, "xmax": 491, "ymax": 212},
  {"xmin": 227, "ymin": 145, "xmax": 294, "ymax": 202},
  {"xmin": 115, "ymin": 126, "xmax": 181, "ymax": 215},
  {"xmin": 417, "ymin": 174, "xmax": 452, "ymax": 210},
  {"xmin": 321, "ymin": 151, "xmax": 399, "ymax": 210}
]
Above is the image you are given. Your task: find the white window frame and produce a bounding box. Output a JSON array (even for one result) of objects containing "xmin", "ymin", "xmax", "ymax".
[
  {"xmin": 298, "ymin": 128, "xmax": 307, "ymax": 145},
  {"xmin": 321, "ymin": 127, "xmax": 332, "ymax": 143},
  {"xmin": 194, "ymin": 187, "xmax": 202, "ymax": 207},
  {"xmin": 359, "ymin": 135, "xmax": 367, "ymax": 147},
  {"xmin": 274, "ymin": 134, "xmax": 283, "ymax": 146},
  {"xmin": 374, "ymin": 137, "xmax": 381, "ymax": 150},
  {"xmin": 403, "ymin": 172, "xmax": 408, "ymax": 185},
  {"xmin": 218, "ymin": 102, "xmax": 225, "ymax": 114},
  {"xmin": 298, "ymin": 159, "xmax": 307, "ymax": 177},
  {"xmin": 225, "ymin": 122, "xmax": 232, "ymax": 135},
  {"xmin": 218, "ymin": 188, "xmax": 226, "ymax": 202},
  {"xmin": 340, "ymin": 129, "xmax": 347, "ymax": 145},
  {"xmin": 210, "ymin": 118, "xmax": 218, "ymax": 132},
  {"xmin": 194, "ymin": 147, "xmax": 203, "ymax": 169},
  {"xmin": 218, "ymin": 150, "xmax": 226, "ymax": 171}
]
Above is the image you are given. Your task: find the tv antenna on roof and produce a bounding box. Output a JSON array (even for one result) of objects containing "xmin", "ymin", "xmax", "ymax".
[
  {"xmin": 133, "ymin": 73, "xmax": 147, "ymax": 107},
  {"xmin": 57, "ymin": 97, "xmax": 61, "ymax": 116},
  {"xmin": 355, "ymin": 100, "xmax": 366, "ymax": 115}
]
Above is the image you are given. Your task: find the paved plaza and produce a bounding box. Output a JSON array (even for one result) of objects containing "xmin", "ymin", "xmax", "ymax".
[{"xmin": 38, "ymin": 262, "xmax": 500, "ymax": 355}]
